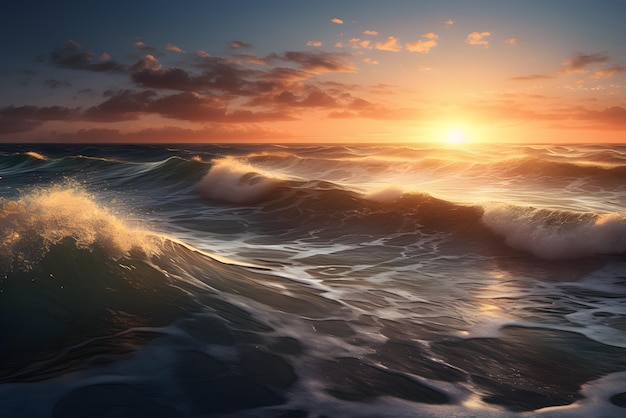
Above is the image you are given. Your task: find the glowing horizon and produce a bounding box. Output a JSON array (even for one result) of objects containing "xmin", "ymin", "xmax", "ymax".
[{"xmin": 0, "ymin": 1, "xmax": 625, "ymax": 144}]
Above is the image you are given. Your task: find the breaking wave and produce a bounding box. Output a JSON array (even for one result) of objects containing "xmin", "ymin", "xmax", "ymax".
[{"xmin": 482, "ymin": 204, "xmax": 626, "ymax": 259}]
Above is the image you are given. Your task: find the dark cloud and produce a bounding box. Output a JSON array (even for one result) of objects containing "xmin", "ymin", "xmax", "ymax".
[
  {"xmin": 562, "ymin": 52, "xmax": 609, "ymax": 73},
  {"xmin": 248, "ymin": 88, "xmax": 339, "ymax": 109},
  {"xmin": 132, "ymin": 55, "xmax": 273, "ymax": 96},
  {"xmin": 267, "ymin": 51, "xmax": 356, "ymax": 74},
  {"xmin": 55, "ymin": 124, "xmax": 288, "ymax": 143},
  {"xmin": 50, "ymin": 40, "xmax": 126, "ymax": 73},
  {"xmin": 84, "ymin": 89, "xmax": 157, "ymax": 122},
  {"xmin": 131, "ymin": 67, "xmax": 194, "ymax": 91},
  {"xmin": 0, "ymin": 117, "xmax": 43, "ymax": 135},
  {"xmin": 44, "ymin": 79, "xmax": 72, "ymax": 89},
  {"xmin": 0, "ymin": 105, "xmax": 76, "ymax": 121},
  {"xmin": 148, "ymin": 91, "xmax": 292, "ymax": 122}
]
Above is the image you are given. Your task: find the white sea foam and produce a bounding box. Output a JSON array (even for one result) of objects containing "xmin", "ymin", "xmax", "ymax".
[
  {"xmin": 482, "ymin": 204, "xmax": 626, "ymax": 259},
  {"xmin": 196, "ymin": 157, "xmax": 285, "ymax": 203}
]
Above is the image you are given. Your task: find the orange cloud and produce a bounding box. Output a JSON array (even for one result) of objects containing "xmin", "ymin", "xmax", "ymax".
[
  {"xmin": 510, "ymin": 74, "xmax": 554, "ymax": 81},
  {"xmin": 363, "ymin": 58, "xmax": 379, "ymax": 65},
  {"xmin": 406, "ymin": 33, "xmax": 439, "ymax": 53},
  {"xmin": 443, "ymin": 19, "xmax": 454, "ymax": 25},
  {"xmin": 99, "ymin": 52, "xmax": 111, "ymax": 61},
  {"xmin": 306, "ymin": 40, "xmax": 322, "ymax": 47},
  {"xmin": 592, "ymin": 65, "xmax": 626, "ymax": 78},
  {"xmin": 363, "ymin": 30, "xmax": 379, "ymax": 36},
  {"xmin": 165, "ymin": 43, "xmax": 185, "ymax": 53},
  {"xmin": 504, "ymin": 38, "xmax": 518, "ymax": 45},
  {"xmin": 375, "ymin": 36, "xmax": 402, "ymax": 52},
  {"xmin": 466, "ymin": 31, "xmax": 491, "ymax": 47},
  {"xmin": 331, "ymin": 18, "xmax": 344, "ymax": 25}
]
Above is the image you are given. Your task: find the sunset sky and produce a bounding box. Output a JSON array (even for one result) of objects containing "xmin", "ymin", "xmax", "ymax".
[{"xmin": 1, "ymin": 0, "xmax": 625, "ymax": 144}]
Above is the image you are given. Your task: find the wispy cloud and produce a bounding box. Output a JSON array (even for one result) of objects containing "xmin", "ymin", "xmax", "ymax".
[
  {"xmin": 331, "ymin": 18, "xmax": 344, "ymax": 25},
  {"xmin": 134, "ymin": 41, "xmax": 159, "ymax": 54},
  {"xmin": 406, "ymin": 33, "xmax": 438, "ymax": 54},
  {"xmin": 504, "ymin": 38, "xmax": 518, "ymax": 45},
  {"xmin": 466, "ymin": 31, "xmax": 491, "ymax": 47},
  {"xmin": 363, "ymin": 30, "xmax": 379, "ymax": 36},
  {"xmin": 510, "ymin": 74, "xmax": 554, "ymax": 81},
  {"xmin": 593, "ymin": 65, "xmax": 626, "ymax": 79},
  {"xmin": 306, "ymin": 40, "xmax": 322, "ymax": 47},
  {"xmin": 375, "ymin": 36, "xmax": 402, "ymax": 52},
  {"xmin": 229, "ymin": 41, "xmax": 252, "ymax": 49},
  {"xmin": 443, "ymin": 19, "xmax": 454, "ymax": 25},
  {"xmin": 561, "ymin": 52, "xmax": 609, "ymax": 74},
  {"xmin": 363, "ymin": 58, "xmax": 379, "ymax": 65},
  {"xmin": 165, "ymin": 43, "xmax": 185, "ymax": 53}
]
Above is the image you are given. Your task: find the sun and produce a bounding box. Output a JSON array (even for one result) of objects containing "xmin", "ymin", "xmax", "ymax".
[{"xmin": 445, "ymin": 128, "xmax": 466, "ymax": 145}]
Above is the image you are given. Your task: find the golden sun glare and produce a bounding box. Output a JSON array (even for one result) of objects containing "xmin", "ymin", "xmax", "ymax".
[{"xmin": 445, "ymin": 128, "xmax": 466, "ymax": 145}]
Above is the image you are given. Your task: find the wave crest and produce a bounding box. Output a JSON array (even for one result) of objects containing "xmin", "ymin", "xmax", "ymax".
[
  {"xmin": 197, "ymin": 158, "xmax": 285, "ymax": 203},
  {"xmin": 0, "ymin": 186, "xmax": 161, "ymax": 271},
  {"xmin": 482, "ymin": 204, "xmax": 626, "ymax": 259}
]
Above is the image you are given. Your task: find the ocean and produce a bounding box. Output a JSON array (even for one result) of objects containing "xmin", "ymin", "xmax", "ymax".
[{"xmin": 0, "ymin": 142, "xmax": 625, "ymax": 417}]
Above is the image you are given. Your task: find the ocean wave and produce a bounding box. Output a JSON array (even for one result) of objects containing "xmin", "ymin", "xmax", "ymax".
[
  {"xmin": 0, "ymin": 186, "xmax": 161, "ymax": 272},
  {"xmin": 483, "ymin": 204, "xmax": 626, "ymax": 259},
  {"xmin": 196, "ymin": 157, "xmax": 286, "ymax": 203}
]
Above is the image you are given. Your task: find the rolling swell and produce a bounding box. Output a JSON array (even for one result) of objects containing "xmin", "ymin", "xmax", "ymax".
[{"xmin": 196, "ymin": 159, "xmax": 626, "ymax": 260}]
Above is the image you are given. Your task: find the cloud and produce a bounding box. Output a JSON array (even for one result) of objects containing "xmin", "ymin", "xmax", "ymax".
[
  {"xmin": 504, "ymin": 38, "xmax": 518, "ymax": 45},
  {"xmin": 363, "ymin": 58, "xmax": 379, "ymax": 65},
  {"xmin": 131, "ymin": 54, "xmax": 162, "ymax": 72},
  {"xmin": 510, "ymin": 74, "xmax": 554, "ymax": 81},
  {"xmin": 83, "ymin": 89, "xmax": 157, "ymax": 122},
  {"xmin": 44, "ymin": 79, "xmax": 72, "ymax": 89},
  {"xmin": 270, "ymin": 51, "xmax": 357, "ymax": 74},
  {"xmin": 134, "ymin": 41, "xmax": 159, "ymax": 54},
  {"xmin": 99, "ymin": 52, "xmax": 111, "ymax": 61},
  {"xmin": 444, "ymin": 19, "xmax": 454, "ymax": 25},
  {"xmin": 0, "ymin": 105, "xmax": 76, "ymax": 121},
  {"xmin": 375, "ymin": 36, "xmax": 402, "ymax": 52},
  {"xmin": 561, "ymin": 52, "xmax": 609, "ymax": 74},
  {"xmin": 363, "ymin": 30, "xmax": 379, "ymax": 36},
  {"xmin": 148, "ymin": 91, "xmax": 292, "ymax": 123},
  {"xmin": 50, "ymin": 40, "xmax": 126, "ymax": 73},
  {"xmin": 406, "ymin": 33, "xmax": 439, "ymax": 54},
  {"xmin": 53, "ymin": 123, "xmax": 290, "ymax": 143},
  {"xmin": 0, "ymin": 117, "xmax": 43, "ymax": 135},
  {"xmin": 229, "ymin": 40, "xmax": 252, "ymax": 49},
  {"xmin": 593, "ymin": 65, "xmax": 626, "ymax": 78},
  {"xmin": 196, "ymin": 50, "xmax": 210, "ymax": 58},
  {"xmin": 306, "ymin": 40, "xmax": 322, "ymax": 47},
  {"xmin": 165, "ymin": 43, "xmax": 185, "ymax": 53},
  {"xmin": 466, "ymin": 31, "xmax": 491, "ymax": 47},
  {"xmin": 331, "ymin": 18, "xmax": 344, "ymax": 25}
]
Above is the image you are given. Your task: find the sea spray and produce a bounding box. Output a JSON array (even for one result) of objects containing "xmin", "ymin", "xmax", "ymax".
[{"xmin": 0, "ymin": 185, "xmax": 161, "ymax": 271}]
